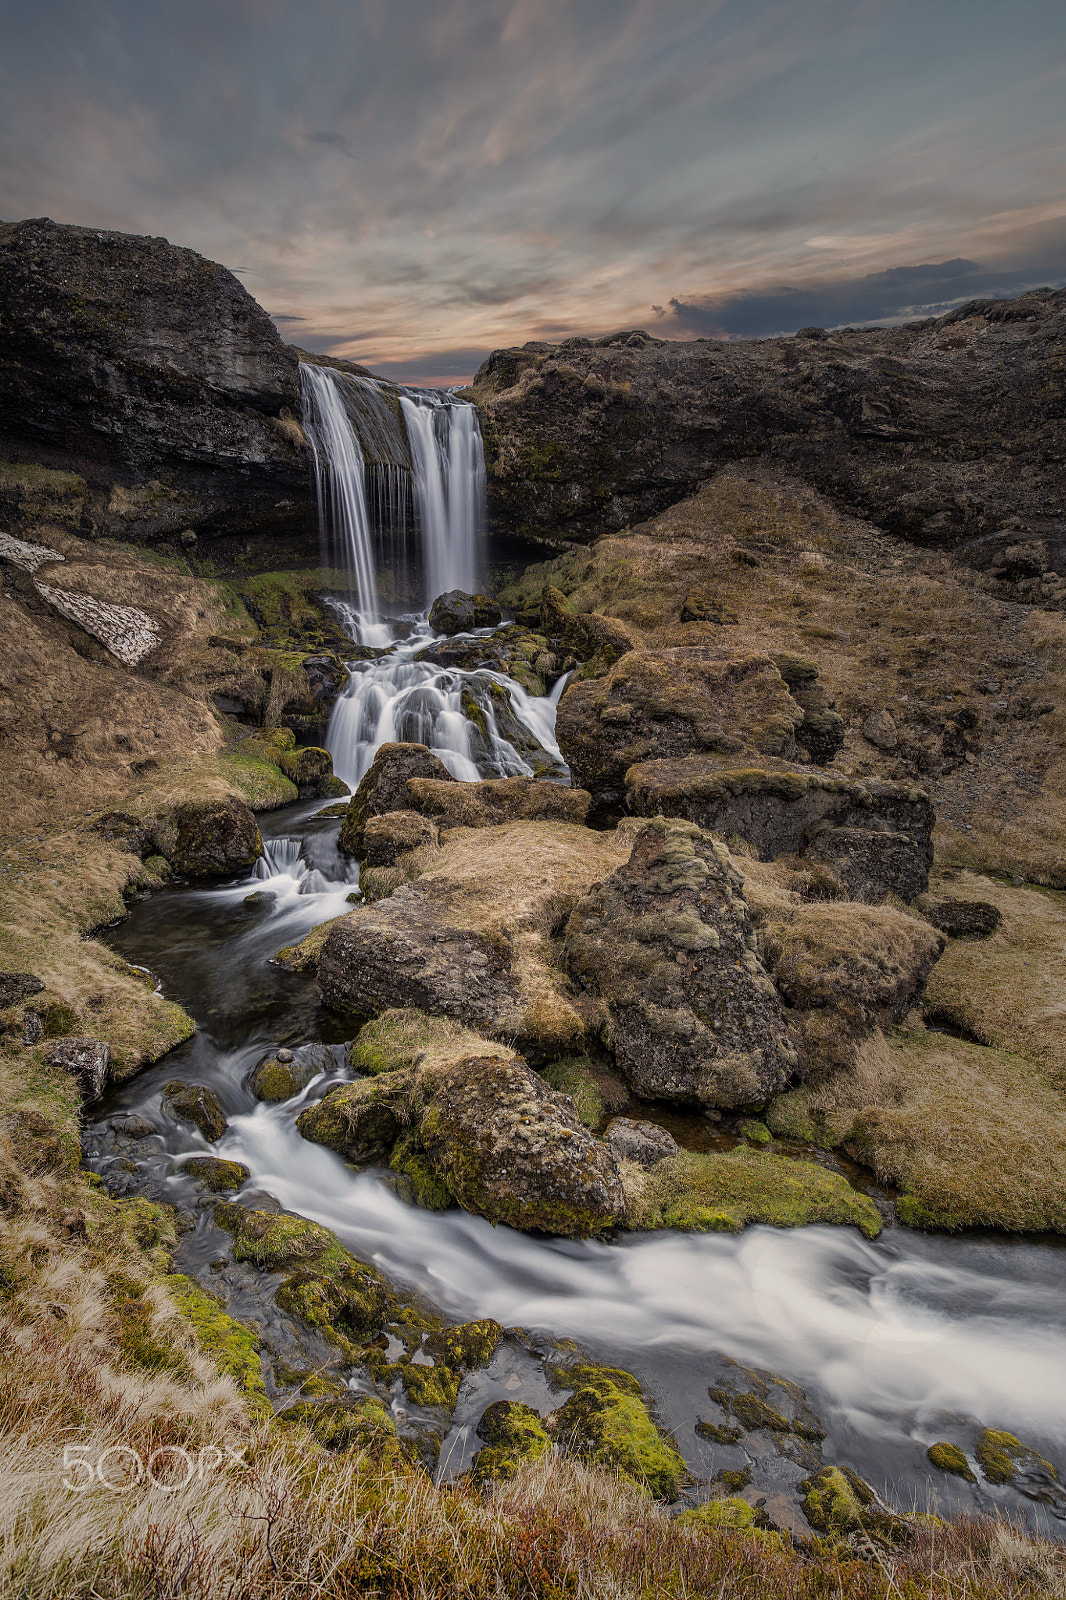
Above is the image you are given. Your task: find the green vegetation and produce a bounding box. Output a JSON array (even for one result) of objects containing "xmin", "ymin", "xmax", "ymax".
[
  {"xmin": 927, "ymin": 1442, "xmax": 976, "ymax": 1481},
  {"xmin": 168, "ymin": 1274, "xmax": 268, "ymax": 1408},
  {"xmin": 549, "ymin": 1362, "xmax": 686, "ymax": 1501},
  {"xmin": 623, "ymin": 1147, "xmax": 882, "ymax": 1237},
  {"xmin": 541, "ymin": 1055, "xmax": 627, "ymax": 1128},
  {"xmin": 470, "ymin": 1400, "xmax": 551, "ymax": 1485}
]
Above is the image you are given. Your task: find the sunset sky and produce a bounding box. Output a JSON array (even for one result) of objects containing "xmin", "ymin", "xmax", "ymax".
[{"xmin": 2, "ymin": 0, "xmax": 1063, "ymax": 384}]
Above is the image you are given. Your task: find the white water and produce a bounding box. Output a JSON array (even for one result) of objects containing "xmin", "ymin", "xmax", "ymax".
[
  {"xmin": 400, "ymin": 390, "xmax": 483, "ymax": 600},
  {"xmin": 326, "ymin": 612, "xmax": 569, "ymax": 791}
]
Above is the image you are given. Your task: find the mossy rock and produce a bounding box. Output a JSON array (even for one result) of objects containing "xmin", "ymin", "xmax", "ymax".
[
  {"xmin": 168, "ymin": 1274, "xmax": 267, "ymax": 1408},
  {"xmin": 549, "ymin": 1362, "xmax": 685, "ymax": 1501},
  {"xmin": 184, "ymin": 1156, "xmax": 249, "ymax": 1192},
  {"xmin": 389, "ymin": 1133, "xmax": 454, "ymax": 1210},
  {"xmin": 296, "ymin": 1073, "xmax": 415, "ymax": 1163},
  {"xmin": 927, "ymin": 1441, "xmax": 976, "ymax": 1481},
  {"xmin": 470, "ymin": 1400, "xmax": 551, "ymax": 1485},
  {"xmin": 737, "ymin": 1119, "xmax": 772, "ymax": 1147},
  {"xmin": 541, "ymin": 1056, "xmax": 627, "ymax": 1129},
  {"xmin": 677, "ymin": 1497, "xmax": 774, "ymax": 1535},
  {"xmin": 346, "ymin": 1009, "xmax": 487, "ymax": 1077},
  {"xmin": 627, "ymin": 1147, "xmax": 881, "ymax": 1237},
  {"xmin": 275, "ymin": 1397, "xmax": 416, "ymax": 1465},
  {"xmin": 162, "ymin": 1080, "xmax": 227, "ymax": 1141},
  {"xmin": 799, "ymin": 1465, "xmax": 903, "ymax": 1539},
  {"xmin": 250, "ymin": 1051, "xmax": 316, "ymax": 1103},
  {"xmin": 974, "ymin": 1428, "xmax": 1058, "ymax": 1486}
]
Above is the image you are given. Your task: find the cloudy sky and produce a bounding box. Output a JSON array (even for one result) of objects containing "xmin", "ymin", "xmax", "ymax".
[{"xmin": 1, "ymin": 0, "xmax": 1063, "ymax": 383}]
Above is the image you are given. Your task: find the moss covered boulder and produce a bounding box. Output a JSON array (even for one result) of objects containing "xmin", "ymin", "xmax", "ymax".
[
  {"xmin": 149, "ymin": 796, "xmax": 263, "ymax": 878},
  {"xmin": 278, "ymin": 745, "xmax": 349, "ymax": 799},
  {"xmin": 428, "ymin": 589, "xmax": 502, "ymax": 635},
  {"xmin": 548, "ymin": 1362, "xmax": 685, "ymax": 1500},
  {"xmin": 162, "ymin": 1080, "xmax": 227, "ymax": 1141},
  {"xmin": 184, "ymin": 1156, "xmax": 249, "ymax": 1192},
  {"xmin": 340, "ymin": 742, "xmax": 454, "ymax": 859},
  {"xmin": 250, "ymin": 1049, "xmax": 318, "ymax": 1103},
  {"xmin": 471, "ymin": 1399, "xmax": 551, "ymax": 1484},
  {"xmin": 362, "ymin": 810, "xmax": 438, "ymax": 866},
  {"xmin": 419, "ymin": 1053, "xmax": 626, "ymax": 1237},
  {"xmin": 296, "ymin": 1072, "xmax": 416, "ymax": 1165},
  {"xmin": 927, "ymin": 1441, "xmax": 976, "ymax": 1481},
  {"xmin": 564, "ymin": 818, "xmax": 796, "ymax": 1107},
  {"xmin": 405, "ymin": 774, "xmax": 591, "ymax": 829},
  {"xmin": 556, "ymin": 647, "xmax": 804, "ymax": 803}
]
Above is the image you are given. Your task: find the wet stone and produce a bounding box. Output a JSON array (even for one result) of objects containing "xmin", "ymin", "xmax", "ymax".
[{"xmin": 163, "ymin": 1081, "xmax": 228, "ymax": 1141}]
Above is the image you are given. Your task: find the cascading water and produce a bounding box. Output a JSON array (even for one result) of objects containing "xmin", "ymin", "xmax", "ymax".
[{"xmin": 298, "ymin": 360, "xmax": 561, "ymax": 790}]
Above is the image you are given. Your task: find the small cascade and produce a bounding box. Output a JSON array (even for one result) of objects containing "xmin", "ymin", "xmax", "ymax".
[
  {"xmin": 400, "ymin": 390, "xmax": 484, "ymax": 600},
  {"xmin": 327, "ymin": 620, "xmax": 569, "ymax": 790},
  {"xmin": 255, "ymin": 833, "xmax": 359, "ymax": 898}
]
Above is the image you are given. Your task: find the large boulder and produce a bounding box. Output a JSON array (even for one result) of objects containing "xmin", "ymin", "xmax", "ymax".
[
  {"xmin": 418, "ymin": 1052, "xmax": 626, "ymax": 1236},
  {"xmin": 626, "ymin": 757, "xmax": 935, "ymax": 901},
  {"xmin": 564, "ymin": 818, "xmax": 796, "ymax": 1107},
  {"xmin": 556, "ymin": 647, "xmax": 804, "ymax": 803},
  {"xmin": 428, "ymin": 590, "xmax": 502, "ymax": 636},
  {"xmin": 339, "ymin": 742, "xmax": 454, "ymax": 859},
  {"xmin": 149, "ymin": 796, "xmax": 262, "ymax": 877},
  {"xmin": 405, "ymin": 775, "xmax": 591, "ymax": 829},
  {"xmin": 317, "ymin": 820, "xmax": 632, "ymax": 1057},
  {"xmin": 0, "ymin": 218, "xmax": 308, "ymax": 538}
]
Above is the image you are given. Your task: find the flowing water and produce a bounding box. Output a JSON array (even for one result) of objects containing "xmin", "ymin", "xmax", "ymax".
[{"xmin": 83, "ymin": 369, "xmax": 1066, "ymax": 1531}]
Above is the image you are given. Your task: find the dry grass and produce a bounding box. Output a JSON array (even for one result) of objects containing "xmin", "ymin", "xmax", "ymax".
[{"xmin": 498, "ymin": 466, "xmax": 1066, "ymax": 886}]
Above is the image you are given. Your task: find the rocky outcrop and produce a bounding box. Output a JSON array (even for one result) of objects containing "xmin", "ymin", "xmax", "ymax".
[
  {"xmin": 148, "ymin": 795, "xmax": 262, "ymax": 877},
  {"xmin": 626, "ymin": 757, "xmax": 935, "ymax": 902},
  {"xmin": 564, "ymin": 818, "xmax": 796, "ymax": 1107},
  {"xmin": 404, "ymin": 774, "xmax": 591, "ymax": 829},
  {"xmin": 556, "ymin": 647, "xmax": 805, "ymax": 803},
  {"xmin": 339, "ymin": 742, "xmax": 454, "ymax": 859},
  {"xmin": 472, "ymin": 292, "xmax": 1066, "ymax": 582},
  {"xmin": 0, "ymin": 218, "xmax": 311, "ymax": 539}
]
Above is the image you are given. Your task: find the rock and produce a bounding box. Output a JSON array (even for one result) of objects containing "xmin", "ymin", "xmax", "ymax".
[
  {"xmin": 974, "ymin": 1429, "xmax": 1064, "ymax": 1503},
  {"xmin": 545, "ymin": 1361, "xmax": 686, "ymax": 1499},
  {"xmin": 428, "ymin": 590, "xmax": 502, "ymax": 636},
  {"xmin": 680, "ymin": 588, "xmax": 737, "ymax": 624},
  {"xmin": 319, "ymin": 820, "xmax": 631, "ymax": 1057},
  {"xmin": 604, "ymin": 1117, "xmax": 679, "ymax": 1168},
  {"xmin": 418, "ymin": 1053, "xmax": 626, "ymax": 1236},
  {"xmin": 556, "ymin": 647, "xmax": 804, "ymax": 803},
  {"xmin": 775, "ymin": 656, "xmax": 845, "ymax": 765},
  {"xmin": 250, "ymin": 1051, "xmax": 318, "ymax": 1103},
  {"xmin": 296, "ymin": 1073, "xmax": 415, "ymax": 1165},
  {"xmin": 162, "ymin": 1081, "xmax": 228, "ymax": 1141},
  {"xmin": 0, "ymin": 218, "xmax": 308, "ymax": 540},
  {"xmin": 45, "ymin": 1036, "xmax": 110, "ymax": 1100},
  {"xmin": 184, "ymin": 1156, "xmax": 250, "ymax": 1192},
  {"xmin": 861, "ymin": 709, "xmax": 898, "ymax": 750},
  {"xmin": 565, "ymin": 818, "xmax": 795, "ymax": 1107},
  {"xmin": 0, "ymin": 971, "xmax": 44, "ymax": 1008},
  {"xmin": 929, "ymin": 897, "xmax": 1002, "ymax": 938},
  {"xmin": 149, "ymin": 796, "xmax": 262, "ymax": 878},
  {"xmin": 404, "ymin": 775, "xmax": 591, "ymax": 829},
  {"xmin": 278, "ymin": 746, "xmax": 348, "ymax": 799},
  {"xmin": 805, "ymin": 823, "xmax": 930, "ymax": 903},
  {"xmin": 415, "ymin": 624, "xmax": 557, "ymax": 694},
  {"xmin": 471, "ymin": 290, "xmax": 1066, "ymax": 564},
  {"xmin": 626, "ymin": 756, "xmax": 935, "ymax": 888},
  {"xmin": 761, "ymin": 903, "xmax": 944, "ymax": 1077},
  {"xmin": 471, "ymin": 1400, "xmax": 551, "ymax": 1485},
  {"xmin": 35, "ymin": 581, "xmax": 160, "ymax": 666},
  {"xmin": 339, "ymin": 742, "xmax": 455, "ymax": 859},
  {"xmin": 927, "ymin": 1442, "xmax": 976, "ymax": 1481},
  {"xmin": 362, "ymin": 810, "xmax": 438, "ymax": 867},
  {"xmin": 459, "ymin": 674, "xmax": 567, "ymax": 780}
]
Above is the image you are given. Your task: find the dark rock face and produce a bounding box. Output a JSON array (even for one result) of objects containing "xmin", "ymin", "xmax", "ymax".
[
  {"xmin": 162, "ymin": 1080, "xmax": 228, "ymax": 1140},
  {"xmin": 428, "ymin": 590, "xmax": 503, "ymax": 636},
  {"xmin": 0, "ymin": 218, "xmax": 310, "ymax": 538},
  {"xmin": 317, "ymin": 893, "xmax": 523, "ymax": 1034},
  {"xmin": 626, "ymin": 756, "xmax": 935, "ymax": 900},
  {"xmin": 564, "ymin": 819, "xmax": 796, "ymax": 1107},
  {"xmin": 556, "ymin": 647, "xmax": 804, "ymax": 804},
  {"xmin": 472, "ymin": 292, "xmax": 1066, "ymax": 581},
  {"xmin": 418, "ymin": 1053, "xmax": 626, "ymax": 1236},
  {"xmin": 150, "ymin": 796, "xmax": 262, "ymax": 877},
  {"xmin": 929, "ymin": 897, "xmax": 1003, "ymax": 938},
  {"xmin": 339, "ymin": 742, "xmax": 455, "ymax": 859},
  {"xmin": 45, "ymin": 1036, "xmax": 110, "ymax": 1100}
]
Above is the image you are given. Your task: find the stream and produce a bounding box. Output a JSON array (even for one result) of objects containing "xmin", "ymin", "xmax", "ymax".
[{"xmin": 82, "ymin": 369, "xmax": 1066, "ymax": 1535}]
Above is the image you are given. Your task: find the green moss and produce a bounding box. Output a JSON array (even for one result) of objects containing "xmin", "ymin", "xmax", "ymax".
[
  {"xmin": 927, "ymin": 1442, "xmax": 976, "ymax": 1481},
  {"xmin": 540, "ymin": 1056, "xmax": 627, "ymax": 1129},
  {"xmin": 694, "ymin": 1420, "xmax": 743, "ymax": 1445},
  {"xmin": 219, "ymin": 746, "xmax": 298, "ymax": 810},
  {"xmin": 109, "ymin": 1275, "xmax": 192, "ymax": 1381},
  {"xmin": 390, "ymin": 1134, "xmax": 453, "ymax": 1211},
  {"xmin": 276, "ymin": 1397, "xmax": 415, "ymax": 1465},
  {"xmin": 800, "ymin": 1466, "xmax": 874, "ymax": 1533},
  {"xmin": 296, "ymin": 1074, "xmax": 413, "ymax": 1161},
  {"xmin": 737, "ymin": 1119, "xmax": 771, "ymax": 1147},
  {"xmin": 168, "ymin": 1274, "xmax": 267, "ymax": 1408},
  {"xmin": 676, "ymin": 1497, "xmax": 763, "ymax": 1534},
  {"xmin": 636, "ymin": 1148, "xmax": 881, "ymax": 1238},
  {"xmin": 184, "ymin": 1157, "xmax": 249, "ymax": 1192},
  {"xmin": 347, "ymin": 1009, "xmax": 484, "ymax": 1077},
  {"xmin": 471, "ymin": 1400, "xmax": 551, "ymax": 1485},
  {"xmin": 251, "ymin": 1058, "xmax": 302, "ymax": 1103},
  {"xmin": 550, "ymin": 1363, "xmax": 685, "ymax": 1501},
  {"xmin": 764, "ymin": 1093, "xmax": 822, "ymax": 1145},
  {"xmin": 975, "ymin": 1429, "xmax": 1028, "ymax": 1485}
]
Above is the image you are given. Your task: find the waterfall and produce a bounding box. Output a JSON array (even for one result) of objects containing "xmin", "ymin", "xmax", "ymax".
[
  {"xmin": 400, "ymin": 390, "xmax": 484, "ymax": 599},
  {"xmin": 299, "ymin": 364, "xmax": 485, "ymax": 614}
]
